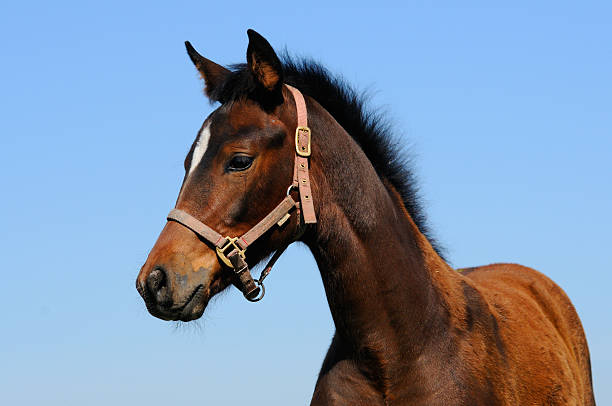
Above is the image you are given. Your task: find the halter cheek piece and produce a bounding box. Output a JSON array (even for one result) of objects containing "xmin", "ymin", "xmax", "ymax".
[{"xmin": 166, "ymin": 85, "xmax": 316, "ymax": 302}]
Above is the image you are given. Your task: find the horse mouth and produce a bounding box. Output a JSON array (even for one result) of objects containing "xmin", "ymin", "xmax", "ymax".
[
  {"xmin": 139, "ymin": 283, "xmax": 207, "ymax": 322},
  {"xmin": 175, "ymin": 285, "xmax": 207, "ymax": 321}
]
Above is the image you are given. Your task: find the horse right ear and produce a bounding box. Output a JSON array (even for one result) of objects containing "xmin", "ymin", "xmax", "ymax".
[{"xmin": 185, "ymin": 41, "xmax": 230, "ymax": 101}]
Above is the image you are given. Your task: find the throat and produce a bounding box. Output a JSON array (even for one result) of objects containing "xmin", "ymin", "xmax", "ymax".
[{"xmin": 308, "ymin": 193, "xmax": 450, "ymax": 349}]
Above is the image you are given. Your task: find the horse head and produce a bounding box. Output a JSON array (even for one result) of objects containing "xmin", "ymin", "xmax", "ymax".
[{"xmin": 136, "ymin": 30, "xmax": 307, "ymax": 321}]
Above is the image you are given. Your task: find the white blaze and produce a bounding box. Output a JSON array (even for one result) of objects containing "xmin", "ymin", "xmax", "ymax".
[{"xmin": 189, "ymin": 123, "xmax": 211, "ymax": 175}]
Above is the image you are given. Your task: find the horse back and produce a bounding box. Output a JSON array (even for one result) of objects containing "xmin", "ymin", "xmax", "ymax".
[{"xmin": 458, "ymin": 263, "xmax": 595, "ymax": 405}]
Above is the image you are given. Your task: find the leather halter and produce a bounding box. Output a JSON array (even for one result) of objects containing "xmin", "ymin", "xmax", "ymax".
[{"xmin": 167, "ymin": 85, "xmax": 316, "ymax": 302}]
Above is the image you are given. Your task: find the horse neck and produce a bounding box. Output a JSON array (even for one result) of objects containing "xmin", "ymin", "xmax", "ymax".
[{"xmin": 303, "ymin": 101, "xmax": 463, "ymax": 365}]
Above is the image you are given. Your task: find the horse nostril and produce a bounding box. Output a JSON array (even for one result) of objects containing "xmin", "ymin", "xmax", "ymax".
[{"xmin": 146, "ymin": 267, "xmax": 172, "ymax": 308}]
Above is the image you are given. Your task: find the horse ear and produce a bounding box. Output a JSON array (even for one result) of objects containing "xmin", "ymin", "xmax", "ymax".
[
  {"xmin": 246, "ymin": 29, "xmax": 283, "ymax": 97},
  {"xmin": 185, "ymin": 41, "xmax": 230, "ymax": 101}
]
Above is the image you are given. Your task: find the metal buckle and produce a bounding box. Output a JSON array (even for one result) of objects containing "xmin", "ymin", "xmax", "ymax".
[
  {"xmin": 295, "ymin": 126, "xmax": 311, "ymax": 157},
  {"xmin": 215, "ymin": 237, "xmax": 246, "ymax": 268}
]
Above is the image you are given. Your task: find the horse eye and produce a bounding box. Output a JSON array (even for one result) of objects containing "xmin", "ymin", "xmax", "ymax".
[{"xmin": 226, "ymin": 155, "xmax": 254, "ymax": 172}]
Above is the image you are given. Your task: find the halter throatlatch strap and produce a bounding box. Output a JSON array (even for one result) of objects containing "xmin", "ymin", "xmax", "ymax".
[{"xmin": 166, "ymin": 85, "xmax": 315, "ymax": 302}]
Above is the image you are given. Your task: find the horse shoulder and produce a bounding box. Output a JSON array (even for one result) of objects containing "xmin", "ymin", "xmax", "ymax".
[
  {"xmin": 458, "ymin": 263, "xmax": 595, "ymax": 405},
  {"xmin": 312, "ymin": 361, "xmax": 385, "ymax": 405}
]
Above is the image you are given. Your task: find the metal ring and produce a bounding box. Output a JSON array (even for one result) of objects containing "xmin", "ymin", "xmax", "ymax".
[
  {"xmin": 246, "ymin": 280, "xmax": 265, "ymax": 302},
  {"xmin": 286, "ymin": 184, "xmax": 297, "ymax": 196}
]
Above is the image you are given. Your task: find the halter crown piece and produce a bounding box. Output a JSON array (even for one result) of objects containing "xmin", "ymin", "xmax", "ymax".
[{"xmin": 166, "ymin": 85, "xmax": 316, "ymax": 302}]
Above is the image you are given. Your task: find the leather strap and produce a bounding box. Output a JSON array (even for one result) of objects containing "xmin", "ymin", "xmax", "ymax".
[
  {"xmin": 167, "ymin": 208, "xmax": 226, "ymax": 248},
  {"xmin": 239, "ymin": 195, "xmax": 297, "ymax": 248},
  {"xmin": 228, "ymin": 250, "xmax": 260, "ymax": 300},
  {"xmin": 168, "ymin": 195, "xmax": 297, "ymax": 251},
  {"xmin": 286, "ymin": 85, "xmax": 317, "ymax": 224}
]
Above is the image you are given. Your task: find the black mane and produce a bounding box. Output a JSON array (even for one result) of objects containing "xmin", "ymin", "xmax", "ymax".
[{"xmin": 213, "ymin": 56, "xmax": 444, "ymax": 258}]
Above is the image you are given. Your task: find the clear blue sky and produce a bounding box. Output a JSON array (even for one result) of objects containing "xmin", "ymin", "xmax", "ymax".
[{"xmin": 1, "ymin": 1, "xmax": 610, "ymax": 404}]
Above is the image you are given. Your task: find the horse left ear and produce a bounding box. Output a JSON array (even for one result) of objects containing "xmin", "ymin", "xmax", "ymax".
[
  {"xmin": 185, "ymin": 41, "xmax": 230, "ymax": 102},
  {"xmin": 246, "ymin": 29, "xmax": 283, "ymax": 99}
]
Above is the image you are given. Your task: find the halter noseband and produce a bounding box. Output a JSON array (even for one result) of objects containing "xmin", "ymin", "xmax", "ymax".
[{"xmin": 166, "ymin": 85, "xmax": 316, "ymax": 302}]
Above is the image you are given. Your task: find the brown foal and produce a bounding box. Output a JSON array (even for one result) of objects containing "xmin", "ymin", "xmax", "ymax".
[{"xmin": 136, "ymin": 30, "xmax": 595, "ymax": 405}]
